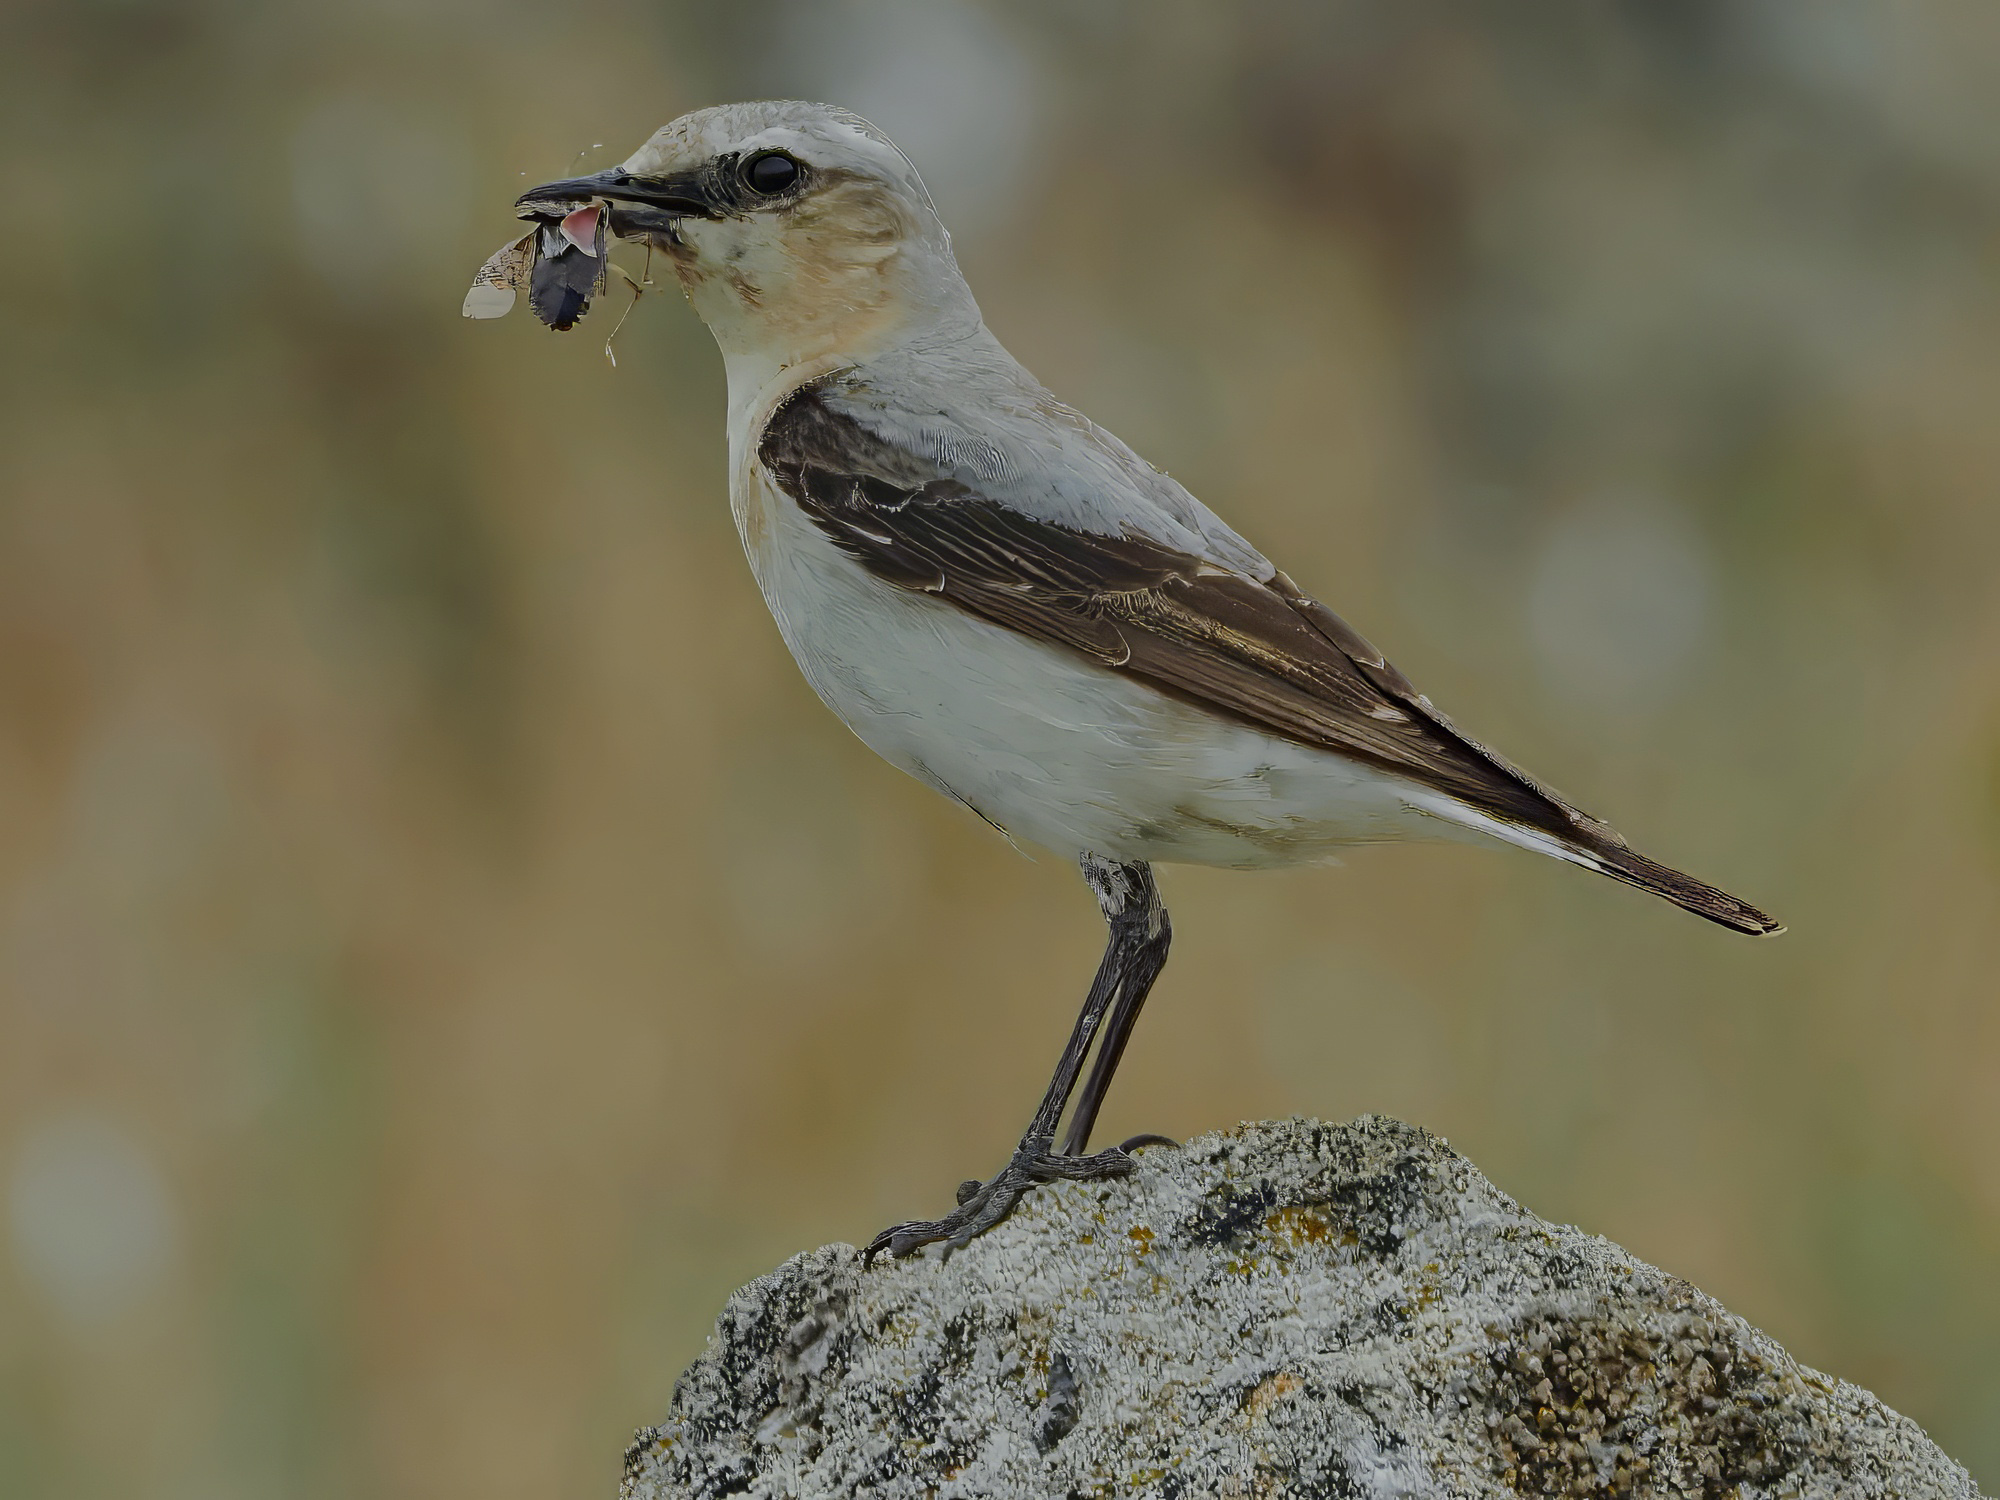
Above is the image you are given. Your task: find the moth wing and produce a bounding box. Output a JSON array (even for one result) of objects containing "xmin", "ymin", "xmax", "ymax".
[{"xmin": 462, "ymin": 232, "xmax": 536, "ymax": 319}]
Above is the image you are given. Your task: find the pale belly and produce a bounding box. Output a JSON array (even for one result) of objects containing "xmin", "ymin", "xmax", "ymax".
[{"xmin": 733, "ymin": 469, "xmax": 1457, "ymax": 869}]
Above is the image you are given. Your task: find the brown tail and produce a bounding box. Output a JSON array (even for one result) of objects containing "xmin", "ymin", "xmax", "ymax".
[{"xmin": 1586, "ymin": 844, "xmax": 1783, "ymax": 936}]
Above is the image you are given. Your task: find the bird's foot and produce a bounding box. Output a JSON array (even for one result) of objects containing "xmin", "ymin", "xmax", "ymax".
[{"xmin": 864, "ymin": 1139, "xmax": 1161, "ymax": 1264}]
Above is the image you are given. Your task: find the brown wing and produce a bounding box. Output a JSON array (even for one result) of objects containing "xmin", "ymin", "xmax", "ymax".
[{"xmin": 759, "ymin": 382, "xmax": 1779, "ymax": 935}]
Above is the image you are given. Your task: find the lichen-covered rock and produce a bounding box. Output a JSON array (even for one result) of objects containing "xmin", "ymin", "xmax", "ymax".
[{"xmin": 622, "ymin": 1117, "xmax": 1980, "ymax": 1499}]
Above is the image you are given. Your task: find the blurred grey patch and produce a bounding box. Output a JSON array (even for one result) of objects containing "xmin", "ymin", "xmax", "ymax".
[
  {"xmin": 1528, "ymin": 497, "xmax": 1713, "ymax": 717},
  {"xmin": 1739, "ymin": 0, "xmax": 1883, "ymax": 96},
  {"xmin": 8, "ymin": 1110, "xmax": 180, "ymax": 1329},
  {"xmin": 753, "ymin": 0, "xmax": 1047, "ymax": 240},
  {"xmin": 291, "ymin": 94, "xmax": 474, "ymax": 307}
]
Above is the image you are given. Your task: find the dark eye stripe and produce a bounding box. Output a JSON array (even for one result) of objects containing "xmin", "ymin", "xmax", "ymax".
[{"xmin": 742, "ymin": 151, "xmax": 801, "ymax": 196}]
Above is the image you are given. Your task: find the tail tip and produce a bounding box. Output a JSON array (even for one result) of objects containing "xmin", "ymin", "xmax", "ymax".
[{"xmin": 1595, "ymin": 846, "xmax": 1783, "ymax": 937}]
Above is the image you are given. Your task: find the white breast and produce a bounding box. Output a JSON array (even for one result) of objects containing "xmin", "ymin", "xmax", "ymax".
[{"xmin": 729, "ymin": 460, "xmax": 1458, "ymax": 870}]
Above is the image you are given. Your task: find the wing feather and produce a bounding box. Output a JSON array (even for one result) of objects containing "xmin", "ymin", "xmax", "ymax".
[{"xmin": 758, "ymin": 378, "xmax": 1780, "ymax": 935}]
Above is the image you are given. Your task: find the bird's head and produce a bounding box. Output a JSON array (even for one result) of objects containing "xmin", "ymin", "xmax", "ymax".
[{"xmin": 518, "ymin": 101, "xmax": 977, "ymax": 373}]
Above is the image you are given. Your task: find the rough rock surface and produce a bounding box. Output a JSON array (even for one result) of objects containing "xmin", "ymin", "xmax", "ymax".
[{"xmin": 623, "ymin": 1117, "xmax": 1981, "ymax": 1499}]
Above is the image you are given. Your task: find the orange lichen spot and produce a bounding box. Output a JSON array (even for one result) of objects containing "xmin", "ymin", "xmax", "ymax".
[
  {"xmin": 1127, "ymin": 1224, "xmax": 1155, "ymax": 1255},
  {"xmin": 1263, "ymin": 1205, "xmax": 1335, "ymax": 1246},
  {"xmin": 1242, "ymin": 1370, "xmax": 1304, "ymax": 1423}
]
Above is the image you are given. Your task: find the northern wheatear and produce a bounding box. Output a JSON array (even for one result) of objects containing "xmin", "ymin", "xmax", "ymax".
[{"xmin": 488, "ymin": 101, "xmax": 1780, "ymax": 1261}]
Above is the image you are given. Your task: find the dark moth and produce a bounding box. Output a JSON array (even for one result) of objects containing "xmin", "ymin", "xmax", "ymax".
[{"xmin": 462, "ymin": 202, "xmax": 608, "ymax": 331}]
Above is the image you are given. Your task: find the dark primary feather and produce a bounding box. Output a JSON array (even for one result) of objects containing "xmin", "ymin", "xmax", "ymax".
[{"xmin": 758, "ymin": 380, "xmax": 1780, "ymax": 936}]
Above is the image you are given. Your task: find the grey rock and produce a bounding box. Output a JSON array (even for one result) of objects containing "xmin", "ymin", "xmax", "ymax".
[{"xmin": 623, "ymin": 1117, "xmax": 1981, "ymax": 1499}]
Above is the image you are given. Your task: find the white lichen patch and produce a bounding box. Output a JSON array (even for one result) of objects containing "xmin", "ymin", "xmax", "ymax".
[{"xmin": 622, "ymin": 1117, "xmax": 1980, "ymax": 1500}]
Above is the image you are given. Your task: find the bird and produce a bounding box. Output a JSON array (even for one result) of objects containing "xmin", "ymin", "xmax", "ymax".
[{"xmin": 504, "ymin": 100, "xmax": 1781, "ymax": 1262}]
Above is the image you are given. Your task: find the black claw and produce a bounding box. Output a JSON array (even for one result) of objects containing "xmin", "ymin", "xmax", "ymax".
[{"xmin": 1117, "ymin": 1133, "xmax": 1179, "ymax": 1153}]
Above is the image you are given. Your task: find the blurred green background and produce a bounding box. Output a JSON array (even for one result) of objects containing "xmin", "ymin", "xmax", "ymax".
[{"xmin": 3, "ymin": 1, "xmax": 1999, "ymax": 1494}]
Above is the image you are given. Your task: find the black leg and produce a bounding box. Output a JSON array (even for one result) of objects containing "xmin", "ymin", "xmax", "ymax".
[
  {"xmin": 1059, "ymin": 869, "xmax": 1170, "ymax": 1156},
  {"xmin": 863, "ymin": 855, "xmax": 1172, "ymax": 1262}
]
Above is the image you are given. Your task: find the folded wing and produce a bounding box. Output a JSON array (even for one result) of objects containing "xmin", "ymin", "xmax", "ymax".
[{"xmin": 759, "ymin": 378, "xmax": 1779, "ymax": 936}]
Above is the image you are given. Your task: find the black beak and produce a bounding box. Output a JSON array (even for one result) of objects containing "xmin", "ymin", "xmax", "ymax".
[{"xmin": 515, "ymin": 166, "xmax": 720, "ymax": 219}]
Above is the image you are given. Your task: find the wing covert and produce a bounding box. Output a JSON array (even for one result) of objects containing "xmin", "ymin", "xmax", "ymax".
[{"xmin": 758, "ymin": 377, "xmax": 1604, "ymax": 846}]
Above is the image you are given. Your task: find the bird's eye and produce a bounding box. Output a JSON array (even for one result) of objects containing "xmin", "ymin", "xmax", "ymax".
[{"xmin": 742, "ymin": 151, "xmax": 802, "ymax": 197}]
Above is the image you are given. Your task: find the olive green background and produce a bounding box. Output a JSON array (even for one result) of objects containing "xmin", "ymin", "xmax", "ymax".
[{"xmin": 3, "ymin": 2, "xmax": 1998, "ymax": 1495}]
